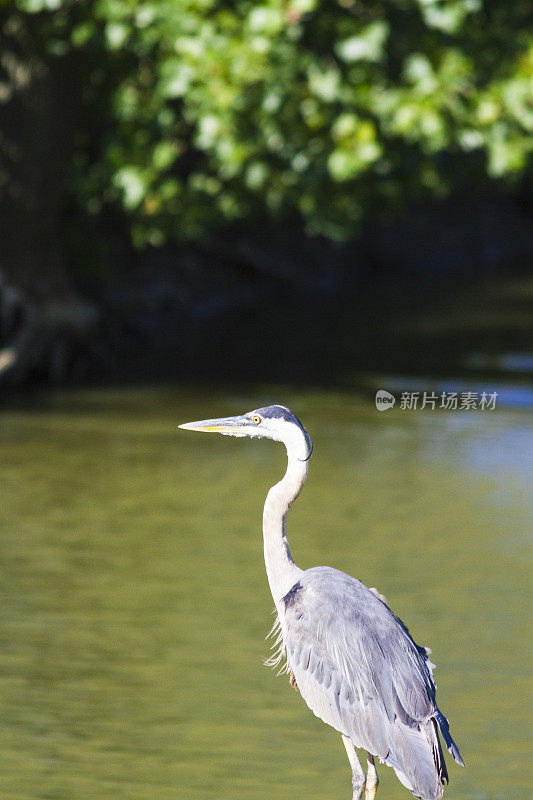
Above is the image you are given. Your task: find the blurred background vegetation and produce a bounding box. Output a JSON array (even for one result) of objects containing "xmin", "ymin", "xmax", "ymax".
[{"xmin": 0, "ymin": 0, "xmax": 532, "ymax": 385}]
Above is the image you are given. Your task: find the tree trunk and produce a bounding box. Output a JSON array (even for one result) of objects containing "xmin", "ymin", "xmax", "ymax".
[{"xmin": 0, "ymin": 11, "xmax": 97, "ymax": 383}]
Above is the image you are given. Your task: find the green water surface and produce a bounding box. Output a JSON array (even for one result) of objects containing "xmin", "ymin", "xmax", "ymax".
[{"xmin": 0, "ymin": 387, "xmax": 530, "ymax": 800}]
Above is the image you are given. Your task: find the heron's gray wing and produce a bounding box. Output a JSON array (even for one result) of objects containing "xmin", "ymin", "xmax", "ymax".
[{"xmin": 279, "ymin": 566, "xmax": 452, "ymax": 800}]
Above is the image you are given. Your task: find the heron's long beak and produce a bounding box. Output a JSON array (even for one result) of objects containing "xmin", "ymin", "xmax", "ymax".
[{"xmin": 178, "ymin": 414, "xmax": 250, "ymax": 437}]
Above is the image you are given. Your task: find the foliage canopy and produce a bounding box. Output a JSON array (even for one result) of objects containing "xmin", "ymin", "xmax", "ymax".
[{"xmin": 9, "ymin": 0, "xmax": 533, "ymax": 244}]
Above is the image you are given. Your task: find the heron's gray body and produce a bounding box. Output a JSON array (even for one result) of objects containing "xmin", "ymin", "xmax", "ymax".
[
  {"xmin": 275, "ymin": 566, "xmax": 456, "ymax": 799},
  {"xmin": 179, "ymin": 405, "xmax": 463, "ymax": 800}
]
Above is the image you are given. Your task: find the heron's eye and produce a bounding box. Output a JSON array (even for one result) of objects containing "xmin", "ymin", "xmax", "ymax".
[{"xmin": 252, "ymin": 415, "xmax": 261, "ymax": 425}]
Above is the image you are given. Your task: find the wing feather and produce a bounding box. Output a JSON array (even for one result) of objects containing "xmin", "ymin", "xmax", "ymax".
[{"xmin": 272, "ymin": 566, "xmax": 462, "ymax": 800}]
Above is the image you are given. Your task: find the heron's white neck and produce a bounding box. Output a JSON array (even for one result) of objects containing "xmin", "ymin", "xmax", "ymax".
[{"xmin": 263, "ymin": 433, "xmax": 308, "ymax": 608}]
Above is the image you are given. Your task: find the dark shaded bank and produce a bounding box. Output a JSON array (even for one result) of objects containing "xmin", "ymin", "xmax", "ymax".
[{"xmin": 1, "ymin": 196, "xmax": 532, "ymax": 391}]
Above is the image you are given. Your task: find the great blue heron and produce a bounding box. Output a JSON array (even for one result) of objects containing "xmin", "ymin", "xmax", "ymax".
[{"xmin": 179, "ymin": 405, "xmax": 464, "ymax": 800}]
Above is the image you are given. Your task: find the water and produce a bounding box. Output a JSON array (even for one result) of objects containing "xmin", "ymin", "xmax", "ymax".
[{"xmin": 0, "ymin": 386, "xmax": 531, "ymax": 800}]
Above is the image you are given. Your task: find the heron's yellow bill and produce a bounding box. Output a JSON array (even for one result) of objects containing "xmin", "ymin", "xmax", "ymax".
[{"xmin": 179, "ymin": 415, "xmax": 250, "ymax": 437}]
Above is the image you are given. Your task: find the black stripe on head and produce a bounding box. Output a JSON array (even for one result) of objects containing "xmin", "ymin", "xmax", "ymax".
[
  {"xmin": 255, "ymin": 405, "xmax": 303, "ymax": 426},
  {"xmin": 254, "ymin": 405, "xmax": 312, "ymax": 461}
]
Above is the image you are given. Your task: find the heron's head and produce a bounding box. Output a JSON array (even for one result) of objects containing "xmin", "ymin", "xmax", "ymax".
[{"xmin": 179, "ymin": 404, "xmax": 312, "ymax": 461}]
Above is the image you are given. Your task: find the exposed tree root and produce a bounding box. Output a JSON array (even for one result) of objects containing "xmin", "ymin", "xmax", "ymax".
[{"xmin": 0, "ymin": 272, "xmax": 102, "ymax": 384}]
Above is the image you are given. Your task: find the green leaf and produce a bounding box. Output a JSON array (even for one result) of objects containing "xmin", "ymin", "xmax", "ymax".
[{"xmin": 113, "ymin": 167, "xmax": 148, "ymax": 209}]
